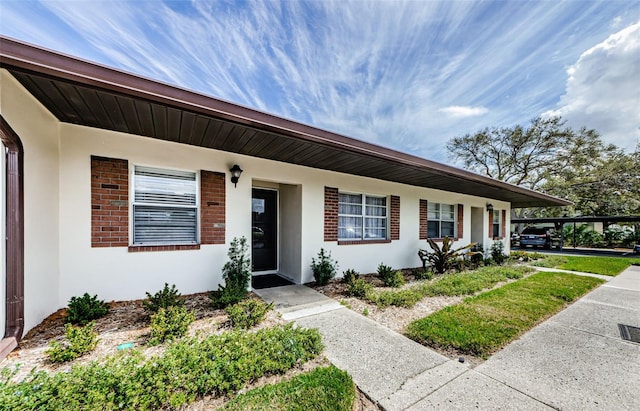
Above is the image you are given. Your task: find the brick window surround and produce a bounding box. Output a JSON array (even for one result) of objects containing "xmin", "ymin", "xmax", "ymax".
[
  {"xmin": 324, "ymin": 187, "xmax": 399, "ymax": 244},
  {"xmin": 488, "ymin": 209, "xmax": 507, "ymax": 240},
  {"xmin": 91, "ymin": 156, "xmax": 129, "ymax": 247},
  {"xmin": 91, "ymin": 156, "xmax": 225, "ymax": 251},
  {"xmin": 390, "ymin": 195, "xmax": 400, "ymax": 240},
  {"xmin": 324, "ymin": 186, "xmax": 339, "ymax": 241},
  {"xmin": 421, "ymin": 200, "xmax": 463, "ymax": 241}
]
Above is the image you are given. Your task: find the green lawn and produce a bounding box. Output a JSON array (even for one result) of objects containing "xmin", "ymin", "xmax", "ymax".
[
  {"xmin": 365, "ymin": 265, "xmax": 533, "ymax": 308},
  {"xmin": 222, "ymin": 366, "xmax": 355, "ymax": 411},
  {"xmin": 406, "ymin": 271, "xmax": 604, "ymax": 358},
  {"xmin": 533, "ymin": 255, "xmax": 637, "ymax": 276}
]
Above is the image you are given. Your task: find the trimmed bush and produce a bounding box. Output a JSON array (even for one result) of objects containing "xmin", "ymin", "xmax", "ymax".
[
  {"xmin": 148, "ymin": 306, "xmax": 195, "ymax": 346},
  {"xmin": 46, "ymin": 322, "xmax": 99, "ymax": 363},
  {"xmin": 346, "ymin": 278, "xmax": 373, "ymax": 298},
  {"xmin": 143, "ymin": 283, "xmax": 184, "ymax": 313},
  {"xmin": 65, "ymin": 293, "xmax": 109, "ymax": 325},
  {"xmin": 378, "ymin": 263, "xmax": 404, "ymax": 288},
  {"xmin": 342, "ymin": 268, "xmax": 360, "ymax": 285},
  {"xmin": 311, "ymin": 248, "xmax": 338, "ymax": 286},
  {"xmin": 211, "ymin": 237, "xmax": 252, "ymax": 308},
  {"xmin": 226, "ymin": 299, "xmax": 273, "ymax": 329},
  {"xmin": 490, "ymin": 241, "xmax": 506, "ymax": 265}
]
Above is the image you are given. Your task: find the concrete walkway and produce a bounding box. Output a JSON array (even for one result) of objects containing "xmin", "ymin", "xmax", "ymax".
[{"xmin": 255, "ymin": 266, "xmax": 640, "ymax": 410}]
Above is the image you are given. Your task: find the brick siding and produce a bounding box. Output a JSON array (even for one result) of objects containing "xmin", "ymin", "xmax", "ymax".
[
  {"xmin": 200, "ymin": 171, "xmax": 226, "ymax": 245},
  {"xmin": 91, "ymin": 156, "xmax": 129, "ymax": 247},
  {"xmin": 457, "ymin": 204, "xmax": 464, "ymax": 239},
  {"xmin": 390, "ymin": 195, "xmax": 400, "ymax": 240},
  {"xmin": 324, "ymin": 186, "xmax": 339, "ymax": 241},
  {"xmin": 419, "ymin": 199, "xmax": 428, "ymax": 240}
]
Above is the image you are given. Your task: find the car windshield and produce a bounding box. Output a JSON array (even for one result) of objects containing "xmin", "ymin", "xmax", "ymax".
[{"xmin": 522, "ymin": 228, "xmax": 549, "ymax": 235}]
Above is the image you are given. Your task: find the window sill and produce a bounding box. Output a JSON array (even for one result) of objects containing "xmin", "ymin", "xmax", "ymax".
[
  {"xmin": 128, "ymin": 244, "xmax": 201, "ymax": 252},
  {"xmin": 428, "ymin": 238, "xmax": 459, "ymax": 242},
  {"xmin": 338, "ymin": 239, "xmax": 391, "ymax": 245}
]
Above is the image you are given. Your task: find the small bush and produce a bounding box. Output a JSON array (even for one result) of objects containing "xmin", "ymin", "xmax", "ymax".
[
  {"xmin": 342, "ymin": 268, "xmax": 360, "ymax": 284},
  {"xmin": 148, "ymin": 306, "xmax": 195, "ymax": 346},
  {"xmin": 346, "ymin": 278, "xmax": 373, "ymax": 298},
  {"xmin": 413, "ymin": 268, "xmax": 433, "ymax": 281},
  {"xmin": 226, "ymin": 299, "xmax": 273, "ymax": 329},
  {"xmin": 46, "ymin": 322, "xmax": 99, "ymax": 363},
  {"xmin": 311, "ymin": 248, "xmax": 338, "ymax": 286},
  {"xmin": 373, "ymin": 289, "xmax": 421, "ymax": 308},
  {"xmin": 65, "ymin": 293, "xmax": 109, "ymax": 325},
  {"xmin": 0, "ymin": 325, "xmax": 323, "ymax": 410},
  {"xmin": 378, "ymin": 263, "xmax": 404, "ymax": 288},
  {"xmin": 211, "ymin": 237, "xmax": 251, "ymax": 308},
  {"xmin": 143, "ymin": 283, "xmax": 184, "ymax": 314},
  {"xmin": 490, "ymin": 241, "xmax": 506, "ymax": 265}
]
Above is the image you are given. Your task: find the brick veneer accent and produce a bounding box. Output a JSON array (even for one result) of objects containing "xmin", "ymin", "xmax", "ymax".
[
  {"xmin": 91, "ymin": 156, "xmax": 129, "ymax": 247},
  {"xmin": 128, "ymin": 244, "xmax": 200, "ymax": 252},
  {"xmin": 200, "ymin": 171, "xmax": 226, "ymax": 245},
  {"xmin": 457, "ymin": 204, "xmax": 464, "ymax": 239},
  {"xmin": 324, "ymin": 186, "xmax": 339, "ymax": 241},
  {"xmin": 390, "ymin": 195, "xmax": 400, "ymax": 240},
  {"xmin": 488, "ymin": 209, "xmax": 494, "ymax": 238},
  {"xmin": 419, "ymin": 199, "xmax": 428, "ymax": 240}
]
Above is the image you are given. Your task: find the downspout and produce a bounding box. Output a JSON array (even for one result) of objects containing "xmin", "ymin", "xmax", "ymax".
[{"xmin": 0, "ymin": 116, "xmax": 24, "ymax": 360}]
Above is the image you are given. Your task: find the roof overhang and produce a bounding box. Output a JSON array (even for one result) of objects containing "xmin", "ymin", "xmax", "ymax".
[{"xmin": 0, "ymin": 36, "xmax": 570, "ymax": 208}]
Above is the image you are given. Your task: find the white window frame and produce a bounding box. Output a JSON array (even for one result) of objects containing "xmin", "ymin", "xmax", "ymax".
[
  {"xmin": 492, "ymin": 209, "xmax": 502, "ymax": 238},
  {"xmin": 130, "ymin": 164, "xmax": 200, "ymax": 246},
  {"xmin": 338, "ymin": 192, "xmax": 388, "ymax": 241},
  {"xmin": 427, "ymin": 202, "xmax": 456, "ymax": 238}
]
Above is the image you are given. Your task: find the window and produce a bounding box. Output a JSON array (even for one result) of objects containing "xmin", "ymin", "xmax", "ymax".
[
  {"xmin": 338, "ymin": 193, "xmax": 387, "ymax": 240},
  {"xmin": 427, "ymin": 202, "xmax": 455, "ymax": 238},
  {"xmin": 133, "ymin": 166, "xmax": 198, "ymax": 245},
  {"xmin": 492, "ymin": 209, "xmax": 501, "ymax": 238}
]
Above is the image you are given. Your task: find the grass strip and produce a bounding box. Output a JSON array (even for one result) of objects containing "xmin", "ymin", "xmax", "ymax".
[
  {"xmin": 365, "ymin": 265, "xmax": 533, "ymax": 308},
  {"xmin": 406, "ymin": 271, "xmax": 604, "ymax": 358},
  {"xmin": 0, "ymin": 324, "xmax": 323, "ymax": 410},
  {"xmin": 222, "ymin": 366, "xmax": 355, "ymax": 411},
  {"xmin": 532, "ymin": 255, "xmax": 637, "ymax": 276}
]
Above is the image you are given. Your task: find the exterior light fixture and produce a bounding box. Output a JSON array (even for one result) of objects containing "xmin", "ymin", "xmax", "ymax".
[
  {"xmin": 486, "ymin": 203, "xmax": 494, "ymax": 212},
  {"xmin": 229, "ymin": 164, "xmax": 243, "ymax": 187}
]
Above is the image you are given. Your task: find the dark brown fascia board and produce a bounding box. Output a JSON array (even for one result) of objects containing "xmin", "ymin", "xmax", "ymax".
[{"xmin": 0, "ymin": 36, "xmax": 570, "ymax": 207}]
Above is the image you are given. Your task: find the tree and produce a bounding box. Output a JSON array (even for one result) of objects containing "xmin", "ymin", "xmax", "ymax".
[{"xmin": 446, "ymin": 116, "xmax": 625, "ymax": 218}]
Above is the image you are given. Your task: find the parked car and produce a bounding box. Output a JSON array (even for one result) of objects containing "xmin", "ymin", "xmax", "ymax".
[{"xmin": 519, "ymin": 227, "xmax": 555, "ymax": 249}]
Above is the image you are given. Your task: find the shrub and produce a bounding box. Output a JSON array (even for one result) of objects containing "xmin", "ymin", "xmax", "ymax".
[
  {"xmin": 346, "ymin": 278, "xmax": 373, "ymax": 298},
  {"xmin": 413, "ymin": 268, "xmax": 434, "ymax": 281},
  {"xmin": 143, "ymin": 283, "xmax": 184, "ymax": 314},
  {"xmin": 65, "ymin": 293, "xmax": 109, "ymax": 325},
  {"xmin": 226, "ymin": 299, "xmax": 273, "ymax": 329},
  {"xmin": 311, "ymin": 248, "xmax": 338, "ymax": 286},
  {"xmin": 148, "ymin": 306, "xmax": 195, "ymax": 346},
  {"xmin": 377, "ymin": 263, "xmax": 405, "ymax": 288},
  {"xmin": 490, "ymin": 241, "xmax": 506, "ymax": 265},
  {"xmin": 418, "ymin": 237, "xmax": 478, "ymax": 274},
  {"xmin": 0, "ymin": 325, "xmax": 323, "ymax": 410},
  {"xmin": 373, "ymin": 288, "xmax": 422, "ymax": 308},
  {"xmin": 46, "ymin": 322, "xmax": 99, "ymax": 363},
  {"xmin": 342, "ymin": 268, "xmax": 360, "ymax": 284},
  {"xmin": 211, "ymin": 237, "xmax": 252, "ymax": 308}
]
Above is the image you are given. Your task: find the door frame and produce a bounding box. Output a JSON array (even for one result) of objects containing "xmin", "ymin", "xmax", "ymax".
[{"xmin": 251, "ymin": 186, "xmax": 279, "ymax": 275}]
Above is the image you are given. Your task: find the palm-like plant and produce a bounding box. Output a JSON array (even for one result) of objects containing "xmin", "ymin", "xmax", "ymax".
[{"xmin": 418, "ymin": 237, "xmax": 479, "ymax": 274}]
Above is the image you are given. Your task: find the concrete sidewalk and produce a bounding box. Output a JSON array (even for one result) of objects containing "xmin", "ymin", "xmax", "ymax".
[{"xmin": 255, "ymin": 266, "xmax": 640, "ymax": 410}]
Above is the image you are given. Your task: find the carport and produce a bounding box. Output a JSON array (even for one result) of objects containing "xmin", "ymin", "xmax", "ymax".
[{"xmin": 512, "ymin": 215, "xmax": 640, "ymax": 252}]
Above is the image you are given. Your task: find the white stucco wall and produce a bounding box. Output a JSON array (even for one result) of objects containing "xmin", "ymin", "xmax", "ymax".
[
  {"xmin": 2, "ymin": 68, "xmax": 512, "ymax": 334},
  {"xmin": 1, "ymin": 70, "xmax": 61, "ymax": 333}
]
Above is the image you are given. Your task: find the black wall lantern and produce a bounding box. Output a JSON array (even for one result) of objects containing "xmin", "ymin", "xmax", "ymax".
[
  {"xmin": 229, "ymin": 164, "xmax": 243, "ymax": 187},
  {"xmin": 486, "ymin": 203, "xmax": 494, "ymax": 212}
]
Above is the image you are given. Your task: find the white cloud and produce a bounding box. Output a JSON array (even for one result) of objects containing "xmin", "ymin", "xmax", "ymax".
[
  {"xmin": 544, "ymin": 21, "xmax": 640, "ymax": 151},
  {"xmin": 438, "ymin": 106, "xmax": 489, "ymax": 118}
]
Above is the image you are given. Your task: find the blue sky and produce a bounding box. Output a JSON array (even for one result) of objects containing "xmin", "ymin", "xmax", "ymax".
[{"xmin": 1, "ymin": 0, "xmax": 639, "ymax": 165}]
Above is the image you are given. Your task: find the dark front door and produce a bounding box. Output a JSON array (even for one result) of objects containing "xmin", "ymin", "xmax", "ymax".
[{"xmin": 252, "ymin": 188, "xmax": 277, "ymax": 271}]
